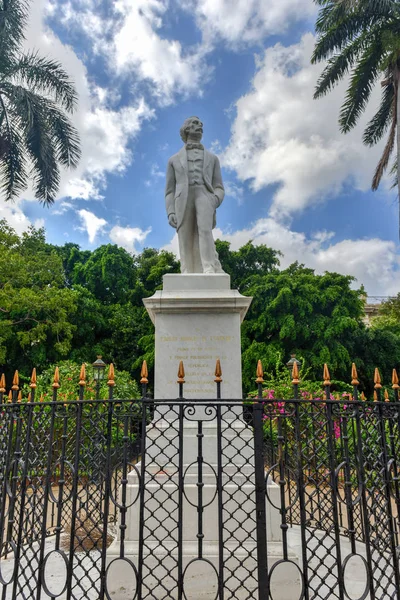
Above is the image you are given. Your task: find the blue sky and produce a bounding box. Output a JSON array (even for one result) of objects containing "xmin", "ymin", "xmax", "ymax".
[{"xmin": 2, "ymin": 0, "xmax": 400, "ymax": 296}]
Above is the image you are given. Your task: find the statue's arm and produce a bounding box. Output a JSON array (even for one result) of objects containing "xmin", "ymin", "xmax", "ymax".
[
  {"xmin": 212, "ymin": 156, "xmax": 225, "ymax": 207},
  {"xmin": 165, "ymin": 159, "xmax": 176, "ymax": 217}
]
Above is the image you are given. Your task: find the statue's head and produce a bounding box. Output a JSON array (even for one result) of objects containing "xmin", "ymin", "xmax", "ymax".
[{"xmin": 180, "ymin": 116, "xmax": 203, "ymax": 143}]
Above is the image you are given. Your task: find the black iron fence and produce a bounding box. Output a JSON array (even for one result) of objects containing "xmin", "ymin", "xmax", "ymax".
[{"xmin": 0, "ymin": 362, "xmax": 399, "ymax": 599}]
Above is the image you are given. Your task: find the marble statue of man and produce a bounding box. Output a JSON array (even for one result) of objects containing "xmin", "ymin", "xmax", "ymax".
[{"xmin": 165, "ymin": 116, "xmax": 225, "ymax": 273}]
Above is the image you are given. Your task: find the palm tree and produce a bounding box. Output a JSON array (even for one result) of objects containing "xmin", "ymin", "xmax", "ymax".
[
  {"xmin": 0, "ymin": 0, "xmax": 80, "ymax": 205},
  {"xmin": 312, "ymin": 0, "xmax": 400, "ymax": 234}
]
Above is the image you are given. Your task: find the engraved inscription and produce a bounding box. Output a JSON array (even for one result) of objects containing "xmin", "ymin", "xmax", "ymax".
[{"xmin": 159, "ymin": 332, "xmax": 233, "ymax": 398}]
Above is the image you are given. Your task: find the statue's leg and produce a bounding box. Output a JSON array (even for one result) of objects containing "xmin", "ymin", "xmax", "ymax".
[
  {"xmin": 194, "ymin": 186, "xmax": 218, "ymax": 273},
  {"xmin": 192, "ymin": 224, "xmax": 203, "ymax": 273},
  {"xmin": 178, "ymin": 189, "xmax": 196, "ymax": 273}
]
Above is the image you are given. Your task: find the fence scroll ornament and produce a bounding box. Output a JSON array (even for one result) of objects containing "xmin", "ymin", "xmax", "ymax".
[{"xmin": 0, "ymin": 361, "xmax": 399, "ymax": 598}]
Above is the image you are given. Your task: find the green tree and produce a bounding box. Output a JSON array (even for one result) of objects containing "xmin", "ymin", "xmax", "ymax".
[
  {"xmin": 241, "ymin": 262, "xmax": 365, "ymax": 392},
  {"xmin": 0, "ymin": 0, "xmax": 81, "ymax": 203},
  {"xmin": 349, "ymin": 325, "xmax": 400, "ymax": 393},
  {"xmin": 0, "ymin": 220, "xmax": 78, "ymax": 376},
  {"xmin": 32, "ymin": 360, "xmax": 140, "ymax": 402},
  {"xmin": 71, "ymin": 244, "xmax": 137, "ymax": 304},
  {"xmin": 215, "ymin": 240, "xmax": 281, "ymax": 291},
  {"xmin": 372, "ymin": 293, "xmax": 400, "ymax": 334},
  {"xmin": 312, "ymin": 0, "xmax": 400, "ymax": 230},
  {"xmin": 131, "ymin": 248, "xmax": 180, "ymax": 303}
]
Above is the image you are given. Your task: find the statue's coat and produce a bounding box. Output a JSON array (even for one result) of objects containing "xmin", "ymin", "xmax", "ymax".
[{"xmin": 165, "ymin": 147, "xmax": 225, "ymax": 231}]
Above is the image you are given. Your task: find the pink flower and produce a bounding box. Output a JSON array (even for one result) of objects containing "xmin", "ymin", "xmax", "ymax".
[{"xmin": 333, "ymin": 422, "xmax": 341, "ymax": 439}]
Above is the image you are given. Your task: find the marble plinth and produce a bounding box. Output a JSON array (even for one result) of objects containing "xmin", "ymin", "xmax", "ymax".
[{"xmin": 143, "ymin": 274, "xmax": 252, "ymax": 400}]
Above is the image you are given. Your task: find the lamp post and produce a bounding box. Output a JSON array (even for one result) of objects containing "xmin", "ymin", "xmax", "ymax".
[
  {"xmin": 286, "ymin": 354, "xmax": 301, "ymax": 375},
  {"xmin": 92, "ymin": 356, "xmax": 106, "ymax": 400}
]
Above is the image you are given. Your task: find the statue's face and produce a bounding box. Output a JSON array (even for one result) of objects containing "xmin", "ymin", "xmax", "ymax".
[{"xmin": 186, "ymin": 117, "xmax": 203, "ymax": 140}]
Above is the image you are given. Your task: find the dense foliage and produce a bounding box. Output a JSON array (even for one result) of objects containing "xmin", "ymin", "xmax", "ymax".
[
  {"xmin": 0, "ymin": 0, "xmax": 81, "ymax": 204},
  {"xmin": 0, "ymin": 220, "xmax": 399, "ymax": 396},
  {"xmin": 29, "ymin": 360, "xmax": 140, "ymax": 402}
]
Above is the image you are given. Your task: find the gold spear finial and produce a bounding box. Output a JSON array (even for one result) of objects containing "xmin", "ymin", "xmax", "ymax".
[
  {"xmin": 215, "ymin": 359, "xmax": 222, "ymax": 383},
  {"xmin": 40, "ymin": 393, "xmax": 44, "ymax": 402},
  {"xmin": 360, "ymin": 391, "xmax": 366, "ymax": 401},
  {"xmin": 374, "ymin": 368, "xmax": 382, "ymax": 389},
  {"xmin": 292, "ymin": 360, "xmax": 300, "ymax": 384},
  {"xmin": 53, "ymin": 366, "xmax": 60, "ymax": 389},
  {"xmin": 27, "ymin": 392, "xmax": 31, "ymax": 403},
  {"xmin": 0, "ymin": 374, "xmax": 5, "ymax": 394},
  {"xmin": 30, "ymin": 368, "xmax": 37, "ymax": 389},
  {"xmin": 373, "ymin": 390, "xmax": 378, "ymax": 402},
  {"xmin": 392, "ymin": 369, "xmax": 399, "ymax": 390},
  {"xmin": 323, "ymin": 364, "xmax": 331, "ymax": 386},
  {"xmin": 17, "ymin": 391, "xmax": 22, "ymax": 403},
  {"xmin": 256, "ymin": 360, "xmax": 264, "ymax": 384},
  {"xmin": 8, "ymin": 390, "xmax": 12, "ymax": 402},
  {"xmin": 12, "ymin": 370, "xmax": 19, "ymax": 391},
  {"xmin": 140, "ymin": 361, "xmax": 148, "ymax": 385},
  {"xmin": 177, "ymin": 361, "xmax": 185, "ymax": 384},
  {"xmin": 351, "ymin": 363, "xmax": 359, "ymax": 386},
  {"xmin": 384, "ymin": 389, "xmax": 390, "ymax": 402},
  {"xmin": 79, "ymin": 364, "xmax": 86, "ymax": 386},
  {"xmin": 108, "ymin": 363, "xmax": 115, "ymax": 387}
]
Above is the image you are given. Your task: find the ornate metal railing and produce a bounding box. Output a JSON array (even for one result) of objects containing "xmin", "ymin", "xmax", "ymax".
[{"xmin": 0, "ymin": 361, "xmax": 399, "ymax": 599}]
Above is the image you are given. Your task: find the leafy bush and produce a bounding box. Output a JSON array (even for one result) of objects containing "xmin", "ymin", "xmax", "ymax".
[{"xmin": 27, "ymin": 360, "xmax": 140, "ymax": 401}]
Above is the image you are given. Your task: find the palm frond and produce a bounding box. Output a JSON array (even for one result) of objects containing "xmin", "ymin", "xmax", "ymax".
[
  {"xmin": 313, "ymin": 11, "xmax": 388, "ymax": 62},
  {"xmin": 372, "ymin": 107, "xmax": 396, "ymax": 189},
  {"xmin": 315, "ymin": 0, "xmax": 394, "ymax": 34},
  {"xmin": 46, "ymin": 105, "xmax": 81, "ymax": 168},
  {"xmin": 28, "ymin": 116, "xmax": 60, "ymax": 205},
  {"xmin": 0, "ymin": 92, "xmax": 27, "ymax": 200},
  {"xmin": 314, "ymin": 33, "xmax": 368, "ymax": 98},
  {"xmin": 389, "ymin": 157, "xmax": 398, "ymax": 188},
  {"xmin": 2, "ymin": 82, "xmax": 81, "ymax": 169},
  {"xmin": 0, "ymin": 0, "xmax": 29, "ymax": 64},
  {"xmin": 363, "ymin": 79, "xmax": 394, "ymax": 145},
  {"xmin": 4, "ymin": 52, "xmax": 78, "ymax": 113},
  {"xmin": 2, "ymin": 84, "xmax": 60, "ymax": 203},
  {"xmin": 339, "ymin": 36, "xmax": 384, "ymax": 132}
]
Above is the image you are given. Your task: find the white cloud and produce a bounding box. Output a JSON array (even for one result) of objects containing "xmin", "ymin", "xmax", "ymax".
[
  {"xmin": 65, "ymin": 99, "xmax": 154, "ymax": 200},
  {"xmin": 223, "ymin": 33, "xmax": 386, "ymax": 220},
  {"xmin": 77, "ymin": 209, "xmax": 107, "ymax": 243},
  {"xmin": 224, "ymin": 181, "xmax": 245, "ymax": 205},
  {"xmin": 222, "ymin": 220, "xmax": 400, "ymax": 296},
  {"xmin": 112, "ymin": 0, "xmax": 209, "ymax": 104},
  {"xmin": 0, "ymin": 200, "xmax": 32, "ymax": 235},
  {"xmin": 51, "ymin": 201, "xmax": 74, "ymax": 216},
  {"xmin": 150, "ymin": 164, "xmax": 165, "ymax": 179},
  {"xmin": 34, "ymin": 218, "xmax": 45, "ymax": 229},
  {"xmin": 186, "ymin": 0, "xmax": 317, "ymax": 46},
  {"xmin": 109, "ymin": 225, "xmax": 152, "ymax": 253},
  {"xmin": 48, "ymin": 0, "xmax": 210, "ymax": 106},
  {"xmin": 163, "ymin": 219, "xmax": 400, "ymax": 296},
  {"xmin": 17, "ymin": 0, "xmax": 154, "ymax": 205}
]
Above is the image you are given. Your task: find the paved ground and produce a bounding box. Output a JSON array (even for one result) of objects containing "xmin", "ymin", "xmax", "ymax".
[{"xmin": 0, "ymin": 527, "xmax": 395, "ymax": 599}]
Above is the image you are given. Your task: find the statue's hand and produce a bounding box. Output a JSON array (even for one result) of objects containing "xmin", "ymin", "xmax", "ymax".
[{"xmin": 168, "ymin": 213, "xmax": 177, "ymax": 228}]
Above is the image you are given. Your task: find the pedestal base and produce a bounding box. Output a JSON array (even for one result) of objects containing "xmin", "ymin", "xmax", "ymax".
[
  {"xmin": 143, "ymin": 274, "xmax": 252, "ymax": 400},
  {"xmin": 106, "ymin": 538, "xmax": 299, "ymax": 600}
]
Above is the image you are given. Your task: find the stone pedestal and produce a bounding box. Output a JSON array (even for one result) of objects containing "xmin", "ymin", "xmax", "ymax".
[
  {"xmin": 106, "ymin": 275, "xmax": 299, "ymax": 599},
  {"xmin": 144, "ymin": 273, "xmax": 250, "ymax": 400}
]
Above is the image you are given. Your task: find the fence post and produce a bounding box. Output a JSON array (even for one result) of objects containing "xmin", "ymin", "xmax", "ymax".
[{"xmin": 254, "ymin": 361, "xmax": 268, "ymax": 600}]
